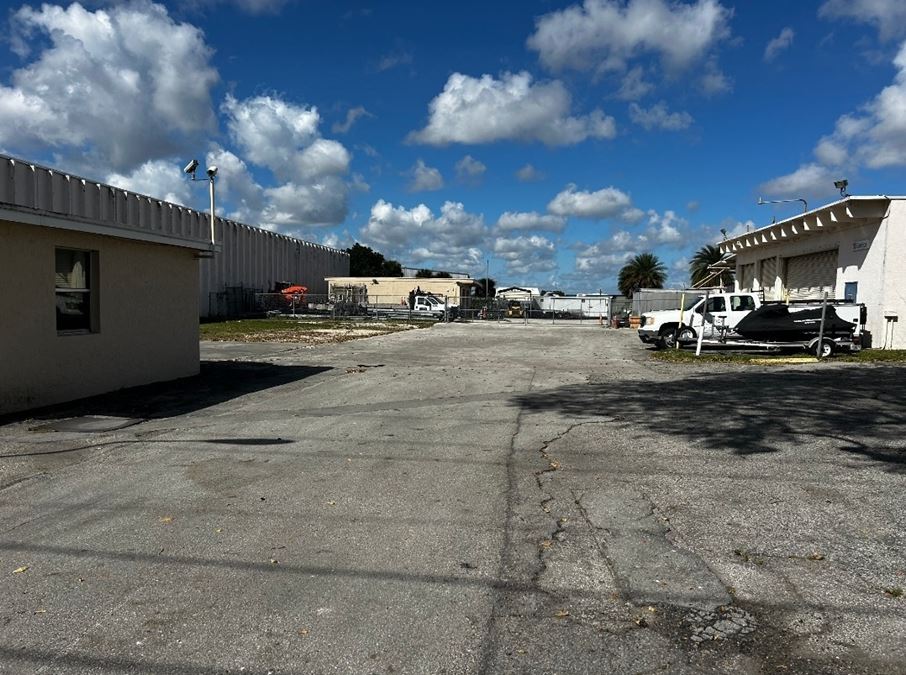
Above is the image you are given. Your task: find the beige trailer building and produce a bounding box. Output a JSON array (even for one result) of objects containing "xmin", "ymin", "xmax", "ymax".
[
  {"xmin": 719, "ymin": 195, "xmax": 906, "ymax": 349},
  {"xmin": 0, "ymin": 154, "xmax": 217, "ymax": 415},
  {"xmin": 325, "ymin": 277, "xmax": 477, "ymax": 305}
]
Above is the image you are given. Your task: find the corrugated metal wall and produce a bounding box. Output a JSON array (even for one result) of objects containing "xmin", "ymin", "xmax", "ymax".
[
  {"xmin": 198, "ymin": 222, "xmax": 349, "ymax": 317},
  {"xmin": 0, "ymin": 155, "xmax": 210, "ymax": 248}
]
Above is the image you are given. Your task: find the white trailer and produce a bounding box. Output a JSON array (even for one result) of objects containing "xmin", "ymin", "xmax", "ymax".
[{"xmin": 541, "ymin": 294, "xmax": 611, "ymax": 318}]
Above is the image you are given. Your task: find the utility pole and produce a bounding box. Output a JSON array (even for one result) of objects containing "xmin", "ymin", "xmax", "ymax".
[{"xmin": 485, "ymin": 259, "xmax": 489, "ymax": 298}]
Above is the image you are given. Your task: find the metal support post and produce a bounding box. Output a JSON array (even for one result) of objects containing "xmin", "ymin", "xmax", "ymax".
[{"xmin": 816, "ymin": 292, "xmax": 828, "ymax": 359}]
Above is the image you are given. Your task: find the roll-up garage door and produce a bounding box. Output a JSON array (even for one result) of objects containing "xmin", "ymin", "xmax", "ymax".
[
  {"xmin": 784, "ymin": 250, "xmax": 837, "ymax": 300},
  {"xmin": 759, "ymin": 257, "xmax": 777, "ymax": 300},
  {"xmin": 738, "ymin": 263, "xmax": 754, "ymax": 291}
]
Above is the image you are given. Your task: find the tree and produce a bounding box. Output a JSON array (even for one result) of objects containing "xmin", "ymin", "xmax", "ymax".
[
  {"xmin": 415, "ymin": 268, "xmax": 434, "ymax": 278},
  {"xmin": 382, "ymin": 258, "xmax": 402, "ymax": 276},
  {"xmin": 618, "ymin": 253, "xmax": 666, "ymax": 297},
  {"xmin": 472, "ymin": 277, "xmax": 497, "ymax": 298},
  {"xmin": 433, "ymin": 271, "xmax": 452, "ymax": 278},
  {"xmin": 346, "ymin": 243, "xmax": 402, "ymax": 277},
  {"xmin": 690, "ymin": 244, "xmax": 733, "ymax": 288}
]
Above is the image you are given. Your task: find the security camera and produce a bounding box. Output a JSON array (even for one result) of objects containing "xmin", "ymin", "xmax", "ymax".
[
  {"xmin": 183, "ymin": 159, "xmax": 199, "ymax": 175},
  {"xmin": 206, "ymin": 166, "xmax": 218, "ymax": 178}
]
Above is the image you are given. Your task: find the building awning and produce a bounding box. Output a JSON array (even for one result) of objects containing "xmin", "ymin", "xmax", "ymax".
[{"xmin": 719, "ymin": 196, "xmax": 897, "ymax": 256}]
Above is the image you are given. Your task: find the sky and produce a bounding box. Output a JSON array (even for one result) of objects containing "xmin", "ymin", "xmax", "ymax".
[{"xmin": 1, "ymin": 0, "xmax": 905, "ymax": 292}]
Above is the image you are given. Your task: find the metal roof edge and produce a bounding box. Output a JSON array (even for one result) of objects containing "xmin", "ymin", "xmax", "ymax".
[{"xmin": 720, "ymin": 195, "xmax": 894, "ymax": 248}]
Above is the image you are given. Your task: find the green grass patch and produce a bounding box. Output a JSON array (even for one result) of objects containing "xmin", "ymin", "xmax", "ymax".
[
  {"xmin": 200, "ymin": 318, "xmax": 427, "ymax": 343},
  {"xmin": 650, "ymin": 347, "xmax": 906, "ymax": 365}
]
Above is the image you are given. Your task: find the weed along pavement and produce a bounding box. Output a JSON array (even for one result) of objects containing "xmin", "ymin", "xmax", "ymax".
[{"xmin": 1, "ymin": 322, "xmax": 905, "ymax": 674}]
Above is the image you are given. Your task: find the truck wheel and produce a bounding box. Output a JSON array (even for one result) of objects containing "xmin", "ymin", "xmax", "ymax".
[
  {"xmin": 677, "ymin": 327, "xmax": 696, "ymax": 343},
  {"xmin": 814, "ymin": 339, "xmax": 835, "ymax": 358},
  {"xmin": 657, "ymin": 326, "xmax": 677, "ymax": 349}
]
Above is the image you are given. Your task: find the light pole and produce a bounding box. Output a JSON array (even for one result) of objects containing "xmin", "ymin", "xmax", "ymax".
[
  {"xmin": 184, "ymin": 159, "xmax": 218, "ymax": 247},
  {"xmin": 757, "ymin": 196, "xmax": 807, "ymax": 214}
]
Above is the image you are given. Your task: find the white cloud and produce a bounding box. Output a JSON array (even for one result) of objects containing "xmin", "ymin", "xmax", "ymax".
[
  {"xmin": 292, "ymin": 139, "xmax": 351, "ymax": 180},
  {"xmin": 570, "ymin": 210, "xmax": 691, "ymax": 287},
  {"xmin": 107, "ymin": 160, "xmax": 193, "ymax": 206},
  {"xmin": 1, "ymin": 2, "xmax": 218, "ymax": 172},
  {"xmin": 221, "ymin": 0, "xmax": 294, "ymax": 14},
  {"xmin": 220, "ymin": 93, "xmax": 352, "ymax": 227},
  {"xmin": 760, "ymin": 163, "xmax": 838, "ymax": 199},
  {"xmin": 376, "ymin": 51, "xmax": 414, "ymax": 72},
  {"xmin": 628, "ymin": 101, "xmax": 693, "ymax": 131},
  {"xmin": 615, "ymin": 66, "xmax": 654, "ymax": 101},
  {"xmin": 493, "ymin": 235, "xmax": 558, "ymax": 276},
  {"xmin": 764, "ymin": 27, "xmax": 794, "ymax": 62},
  {"xmin": 573, "ymin": 239, "xmax": 635, "ymax": 280},
  {"xmin": 455, "ymin": 155, "xmax": 487, "ymax": 183},
  {"xmin": 515, "ymin": 164, "xmax": 544, "ymax": 182},
  {"xmin": 408, "ymin": 71, "xmax": 616, "ymax": 146},
  {"xmin": 700, "ymin": 59, "xmax": 733, "ymax": 95},
  {"xmin": 205, "ymin": 147, "xmax": 267, "ymax": 221},
  {"xmin": 360, "ymin": 199, "xmax": 487, "ymax": 271},
  {"xmin": 547, "ymin": 184, "xmax": 634, "ymax": 219},
  {"xmin": 260, "ymin": 177, "xmax": 349, "ymax": 227},
  {"xmin": 644, "ymin": 209, "xmax": 685, "ymax": 245},
  {"xmin": 819, "ymin": 0, "xmax": 906, "ymax": 41},
  {"xmin": 814, "ymin": 138, "xmax": 848, "ymax": 166},
  {"xmin": 527, "ymin": 0, "xmax": 732, "ymax": 74},
  {"xmin": 762, "ymin": 41, "xmax": 906, "ymax": 197},
  {"xmin": 407, "ymin": 159, "xmax": 444, "ymax": 192},
  {"xmin": 222, "ymin": 94, "xmax": 321, "ymax": 181},
  {"xmin": 331, "ymin": 106, "xmax": 372, "ymax": 134},
  {"xmin": 620, "ymin": 207, "xmax": 646, "ymax": 224},
  {"xmin": 496, "ymin": 211, "xmax": 567, "ymax": 233}
]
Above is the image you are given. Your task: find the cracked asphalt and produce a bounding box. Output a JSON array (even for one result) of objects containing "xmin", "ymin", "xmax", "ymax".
[{"xmin": 1, "ymin": 322, "xmax": 904, "ymax": 674}]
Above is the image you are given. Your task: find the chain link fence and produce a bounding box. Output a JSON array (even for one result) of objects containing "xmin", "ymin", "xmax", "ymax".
[{"xmin": 207, "ymin": 288, "xmax": 631, "ymax": 327}]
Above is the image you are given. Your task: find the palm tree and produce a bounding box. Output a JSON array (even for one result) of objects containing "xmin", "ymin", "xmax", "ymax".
[
  {"xmin": 618, "ymin": 253, "xmax": 666, "ymax": 297},
  {"xmin": 689, "ymin": 244, "xmax": 733, "ymax": 288}
]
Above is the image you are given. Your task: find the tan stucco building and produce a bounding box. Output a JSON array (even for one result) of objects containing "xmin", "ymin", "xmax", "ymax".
[
  {"xmin": 720, "ymin": 196, "xmax": 906, "ymax": 349},
  {"xmin": 0, "ymin": 154, "xmax": 217, "ymax": 415},
  {"xmin": 325, "ymin": 277, "xmax": 477, "ymax": 306}
]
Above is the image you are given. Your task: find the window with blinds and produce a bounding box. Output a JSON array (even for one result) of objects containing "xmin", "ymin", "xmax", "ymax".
[{"xmin": 56, "ymin": 248, "xmax": 98, "ymax": 333}]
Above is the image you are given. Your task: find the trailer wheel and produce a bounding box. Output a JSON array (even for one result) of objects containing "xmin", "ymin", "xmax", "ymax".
[{"xmin": 814, "ymin": 339, "xmax": 835, "ymax": 358}]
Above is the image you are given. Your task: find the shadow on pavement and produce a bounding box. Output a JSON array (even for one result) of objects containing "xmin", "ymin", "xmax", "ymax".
[
  {"xmin": 512, "ymin": 365, "xmax": 906, "ymax": 472},
  {"xmin": 1, "ymin": 361, "xmax": 331, "ymax": 426}
]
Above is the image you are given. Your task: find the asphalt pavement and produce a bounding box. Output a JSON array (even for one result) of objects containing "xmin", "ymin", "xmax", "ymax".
[{"xmin": 0, "ymin": 323, "xmax": 904, "ymax": 674}]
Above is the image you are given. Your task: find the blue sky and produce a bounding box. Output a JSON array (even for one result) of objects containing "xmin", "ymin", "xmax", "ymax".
[{"xmin": 1, "ymin": 0, "xmax": 905, "ymax": 291}]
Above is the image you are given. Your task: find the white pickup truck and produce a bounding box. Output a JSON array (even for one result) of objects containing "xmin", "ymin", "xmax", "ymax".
[{"xmin": 638, "ymin": 292, "xmax": 762, "ymax": 349}]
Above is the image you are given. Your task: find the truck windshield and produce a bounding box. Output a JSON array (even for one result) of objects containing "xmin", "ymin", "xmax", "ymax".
[{"xmin": 682, "ymin": 295, "xmax": 704, "ymax": 311}]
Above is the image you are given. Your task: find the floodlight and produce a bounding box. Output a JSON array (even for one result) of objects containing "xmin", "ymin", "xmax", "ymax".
[{"xmin": 183, "ymin": 159, "xmax": 199, "ymax": 174}]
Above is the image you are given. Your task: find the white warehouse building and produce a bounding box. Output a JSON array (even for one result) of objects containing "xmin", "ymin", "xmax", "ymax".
[
  {"xmin": 720, "ymin": 196, "xmax": 906, "ymax": 349},
  {"xmin": 199, "ymin": 224, "xmax": 348, "ymax": 318}
]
